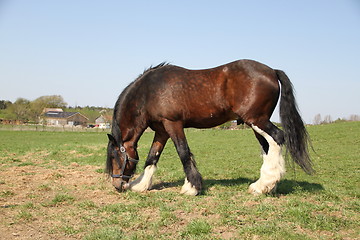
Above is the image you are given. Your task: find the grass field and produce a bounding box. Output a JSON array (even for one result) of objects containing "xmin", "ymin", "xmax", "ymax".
[{"xmin": 0, "ymin": 121, "xmax": 359, "ymax": 239}]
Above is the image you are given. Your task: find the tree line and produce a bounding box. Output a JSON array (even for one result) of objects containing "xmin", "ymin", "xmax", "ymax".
[
  {"xmin": 312, "ymin": 113, "xmax": 360, "ymax": 125},
  {"xmin": 2, "ymin": 96, "xmax": 358, "ymax": 125},
  {"xmin": 0, "ymin": 95, "xmax": 111, "ymax": 124}
]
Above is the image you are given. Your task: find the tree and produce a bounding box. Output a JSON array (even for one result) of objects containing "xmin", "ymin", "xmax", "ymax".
[
  {"xmin": 30, "ymin": 95, "xmax": 67, "ymax": 123},
  {"xmin": 0, "ymin": 100, "xmax": 14, "ymax": 120},
  {"xmin": 349, "ymin": 114, "xmax": 360, "ymax": 121},
  {"xmin": 31, "ymin": 95, "xmax": 66, "ymax": 109},
  {"xmin": 11, "ymin": 98, "xmax": 31, "ymax": 121},
  {"xmin": 313, "ymin": 114, "xmax": 322, "ymax": 125},
  {"xmin": 0, "ymin": 100, "xmax": 12, "ymax": 110},
  {"xmin": 323, "ymin": 115, "xmax": 332, "ymax": 124}
]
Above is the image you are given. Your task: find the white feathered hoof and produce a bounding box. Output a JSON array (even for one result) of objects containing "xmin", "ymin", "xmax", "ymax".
[
  {"xmin": 248, "ymin": 180, "xmax": 277, "ymax": 195},
  {"xmin": 125, "ymin": 165, "xmax": 157, "ymax": 193},
  {"xmin": 248, "ymin": 182, "xmax": 264, "ymax": 196},
  {"xmin": 180, "ymin": 178, "xmax": 199, "ymax": 196}
]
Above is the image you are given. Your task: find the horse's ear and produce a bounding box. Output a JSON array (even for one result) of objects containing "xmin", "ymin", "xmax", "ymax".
[{"xmin": 107, "ymin": 134, "xmax": 118, "ymax": 146}]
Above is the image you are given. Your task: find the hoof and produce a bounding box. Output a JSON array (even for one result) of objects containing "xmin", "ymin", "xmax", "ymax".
[
  {"xmin": 126, "ymin": 182, "xmax": 150, "ymax": 193},
  {"xmin": 248, "ymin": 181, "xmax": 277, "ymax": 195},
  {"xmin": 180, "ymin": 178, "xmax": 199, "ymax": 196},
  {"xmin": 248, "ymin": 182, "xmax": 263, "ymax": 196},
  {"xmin": 124, "ymin": 165, "xmax": 156, "ymax": 193}
]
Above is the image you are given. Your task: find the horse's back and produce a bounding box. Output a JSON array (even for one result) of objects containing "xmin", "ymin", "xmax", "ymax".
[{"xmin": 140, "ymin": 60, "xmax": 279, "ymax": 126}]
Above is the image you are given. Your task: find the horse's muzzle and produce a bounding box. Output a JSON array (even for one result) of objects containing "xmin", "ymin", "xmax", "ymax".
[{"xmin": 112, "ymin": 178, "xmax": 128, "ymax": 192}]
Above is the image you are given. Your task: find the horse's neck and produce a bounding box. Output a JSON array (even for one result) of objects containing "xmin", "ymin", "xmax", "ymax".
[{"xmin": 117, "ymin": 112, "xmax": 147, "ymax": 144}]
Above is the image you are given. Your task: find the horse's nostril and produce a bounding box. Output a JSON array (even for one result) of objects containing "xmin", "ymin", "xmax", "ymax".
[{"xmin": 115, "ymin": 181, "xmax": 127, "ymax": 192}]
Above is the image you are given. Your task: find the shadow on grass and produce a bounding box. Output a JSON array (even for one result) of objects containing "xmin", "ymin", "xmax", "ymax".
[
  {"xmin": 276, "ymin": 179, "xmax": 324, "ymax": 194},
  {"xmin": 151, "ymin": 177, "xmax": 252, "ymax": 191},
  {"xmin": 152, "ymin": 177, "xmax": 324, "ymax": 195},
  {"xmin": 204, "ymin": 177, "xmax": 253, "ymax": 188},
  {"xmin": 151, "ymin": 179, "xmax": 184, "ymax": 190}
]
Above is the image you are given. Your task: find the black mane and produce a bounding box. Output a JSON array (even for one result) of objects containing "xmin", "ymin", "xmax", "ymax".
[{"xmin": 137, "ymin": 62, "xmax": 170, "ymax": 81}]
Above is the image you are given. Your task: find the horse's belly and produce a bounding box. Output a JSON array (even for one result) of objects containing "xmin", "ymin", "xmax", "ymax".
[{"xmin": 184, "ymin": 112, "xmax": 237, "ymax": 129}]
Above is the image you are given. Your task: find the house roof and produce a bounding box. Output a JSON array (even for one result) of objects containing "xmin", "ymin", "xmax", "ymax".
[
  {"xmin": 44, "ymin": 111, "xmax": 89, "ymax": 120},
  {"xmin": 95, "ymin": 114, "xmax": 112, "ymax": 123},
  {"xmin": 43, "ymin": 108, "xmax": 63, "ymax": 113}
]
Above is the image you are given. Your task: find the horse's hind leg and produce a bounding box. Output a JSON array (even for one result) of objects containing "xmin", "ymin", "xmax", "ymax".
[
  {"xmin": 163, "ymin": 120, "xmax": 203, "ymax": 196},
  {"xmin": 249, "ymin": 121, "xmax": 286, "ymax": 195},
  {"xmin": 125, "ymin": 130, "xmax": 169, "ymax": 192}
]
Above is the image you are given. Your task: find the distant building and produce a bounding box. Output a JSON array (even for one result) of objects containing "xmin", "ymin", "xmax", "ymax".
[
  {"xmin": 95, "ymin": 114, "xmax": 112, "ymax": 129},
  {"xmin": 42, "ymin": 108, "xmax": 64, "ymax": 113},
  {"xmin": 42, "ymin": 109, "xmax": 89, "ymax": 126}
]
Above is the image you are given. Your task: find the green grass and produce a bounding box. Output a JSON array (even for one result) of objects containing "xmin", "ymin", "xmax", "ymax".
[
  {"xmin": 181, "ymin": 219, "xmax": 212, "ymax": 239},
  {"xmin": 84, "ymin": 227, "xmax": 124, "ymax": 240},
  {"xmin": 41, "ymin": 193, "xmax": 76, "ymax": 207},
  {"xmin": 0, "ymin": 121, "xmax": 359, "ymax": 239},
  {"xmin": 0, "ymin": 190, "xmax": 15, "ymax": 198},
  {"xmin": 17, "ymin": 210, "xmax": 34, "ymax": 222}
]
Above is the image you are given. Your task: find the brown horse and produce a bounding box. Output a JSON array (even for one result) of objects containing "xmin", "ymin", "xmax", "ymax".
[{"xmin": 106, "ymin": 59, "xmax": 313, "ymax": 195}]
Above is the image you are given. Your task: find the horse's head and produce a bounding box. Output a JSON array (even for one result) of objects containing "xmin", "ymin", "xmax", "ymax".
[{"xmin": 106, "ymin": 134, "xmax": 139, "ymax": 192}]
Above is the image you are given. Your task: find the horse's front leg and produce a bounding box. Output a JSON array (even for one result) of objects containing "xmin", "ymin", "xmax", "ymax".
[
  {"xmin": 124, "ymin": 130, "xmax": 169, "ymax": 192},
  {"xmin": 163, "ymin": 120, "xmax": 203, "ymax": 196}
]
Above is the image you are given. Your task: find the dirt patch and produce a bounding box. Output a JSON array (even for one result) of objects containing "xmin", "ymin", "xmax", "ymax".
[
  {"xmin": 0, "ymin": 158, "xmax": 194, "ymax": 240},
  {"xmin": 0, "ymin": 161, "xmax": 121, "ymax": 240}
]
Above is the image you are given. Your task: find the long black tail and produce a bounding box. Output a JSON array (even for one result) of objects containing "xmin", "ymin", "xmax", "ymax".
[{"xmin": 276, "ymin": 70, "xmax": 314, "ymax": 174}]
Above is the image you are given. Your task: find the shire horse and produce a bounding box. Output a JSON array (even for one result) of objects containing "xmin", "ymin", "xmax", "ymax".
[{"xmin": 106, "ymin": 59, "xmax": 313, "ymax": 196}]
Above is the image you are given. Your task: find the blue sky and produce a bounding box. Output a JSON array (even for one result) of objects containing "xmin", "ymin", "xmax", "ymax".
[{"xmin": 0, "ymin": 0, "xmax": 359, "ymax": 123}]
